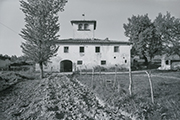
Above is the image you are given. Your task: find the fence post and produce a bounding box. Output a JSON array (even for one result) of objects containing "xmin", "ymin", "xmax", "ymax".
[
  {"xmin": 118, "ymin": 80, "xmax": 120, "ymax": 92},
  {"xmin": 129, "ymin": 64, "xmax": 133, "ymax": 96},
  {"xmin": 145, "ymin": 70, "xmax": 154, "ymax": 104},
  {"xmin": 113, "ymin": 64, "xmax": 117, "ymax": 88},
  {"xmin": 128, "ymin": 45, "xmax": 133, "ymax": 96},
  {"xmin": 91, "ymin": 67, "xmax": 94, "ymax": 89}
]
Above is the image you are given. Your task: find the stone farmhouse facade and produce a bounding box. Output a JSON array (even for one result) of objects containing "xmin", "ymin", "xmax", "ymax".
[{"xmin": 36, "ymin": 19, "xmax": 132, "ymax": 72}]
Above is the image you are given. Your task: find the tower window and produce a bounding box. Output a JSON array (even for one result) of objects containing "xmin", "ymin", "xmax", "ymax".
[
  {"xmin": 114, "ymin": 46, "xmax": 119, "ymax": 52},
  {"xmin": 79, "ymin": 47, "xmax": 84, "ymax": 53},
  {"xmin": 95, "ymin": 46, "xmax": 100, "ymax": 53},
  {"xmin": 84, "ymin": 24, "xmax": 89, "ymax": 30},
  {"xmin": 78, "ymin": 24, "xmax": 83, "ymax": 30},
  {"xmin": 64, "ymin": 46, "xmax": 69, "ymax": 53},
  {"xmin": 101, "ymin": 60, "xmax": 106, "ymax": 65}
]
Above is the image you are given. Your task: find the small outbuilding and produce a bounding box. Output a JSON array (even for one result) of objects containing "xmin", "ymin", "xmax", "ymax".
[{"xmin": 159, "ymin": 55, "xmax": 180, "ymax": 70}]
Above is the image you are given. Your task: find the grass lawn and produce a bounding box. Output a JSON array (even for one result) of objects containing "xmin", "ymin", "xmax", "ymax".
[{"xmin": 75, "ymin": 71, "xmax": 180, "ymax": 120}]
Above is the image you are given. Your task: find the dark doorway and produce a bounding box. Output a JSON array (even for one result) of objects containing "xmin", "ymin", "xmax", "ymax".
[{"xmin": 60, "ymin": 60, "xmax": 72, "ymax": 72}]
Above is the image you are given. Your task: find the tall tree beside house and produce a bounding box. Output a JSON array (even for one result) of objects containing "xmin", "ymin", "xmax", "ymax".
[
  {"xmin": 154, "ymin": 12, "xmax": 180, "ymax": 57},
  {"xmin": 123, "ymin": 14, "xmax": 162, "ymax": 67},
  {"xmin": 20, "ymin": 0, "xmax": 67, "ymax": 79}
]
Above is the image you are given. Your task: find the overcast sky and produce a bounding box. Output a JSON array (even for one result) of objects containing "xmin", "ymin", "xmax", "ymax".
[{"xmin": 0, "ymin": 0, "xmax": 180, "ymax": 56}]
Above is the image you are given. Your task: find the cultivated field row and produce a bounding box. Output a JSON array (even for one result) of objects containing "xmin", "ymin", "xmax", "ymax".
[{"xmin": 0, "ymin": 73, "xmax": 132, "ymax": 120}]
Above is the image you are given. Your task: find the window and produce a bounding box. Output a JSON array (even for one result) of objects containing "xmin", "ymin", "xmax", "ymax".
[
  {"xmin": 77, "ymin": 60, "xmax": 83, "ymax": 65},
  {"xmin": 64, "ymin": 46, "xmax": 69, "ymax": 53},
  {"xmin": 125, "ymin": 60, "xmax": 127, "ymax": 63},
  {"xmin": 114, "ymin": 46, "xmax": 119, "ymax": 52},
  {"xmin": 84, "ymin": 24, "xmax": 89, "ymax": 30},
  {"xmin": 95, "ymin": 46, "xmax": 100, "ymax": 53},
  {"xmin": 78, "ymin": 24, "xmax": 83, "ymax": 30},
  {"xmin": 79, "ymin": 47, "xmax": 84, "ymax": 53},
  {"xmin": 101, "ymin": 60, "xmax": 106, "ymax": 65},
  {"xmin": 165, "ymin": 60, "xmax": 169, "ymax": 65}
]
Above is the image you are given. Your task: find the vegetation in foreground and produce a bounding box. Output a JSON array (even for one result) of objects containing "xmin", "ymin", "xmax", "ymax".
[
  {"xmin": 75, "ymin": 71, "xmax": 180, "ymax": 120},
  {"xmin": 1, "ymin": 70, "xmax": 179, "ymax": 119},
  {"xmin": 0, "ymin": 72, "xmax": 131, "ymax": 120}
]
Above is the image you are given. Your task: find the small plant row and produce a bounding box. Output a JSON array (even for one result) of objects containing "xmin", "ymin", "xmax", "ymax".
[{"xmin": 41, "ymin": 74, "xmax": 129, "ymax": 120}]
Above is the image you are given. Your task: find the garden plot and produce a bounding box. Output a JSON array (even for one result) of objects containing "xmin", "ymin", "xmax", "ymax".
[
  {"xmin": 0, "ymin": 73, "xmax": 131, "ymax": 120},
  {"xmin": 76, "ymin": 72, "xmax": 180, "ymax": 120}
]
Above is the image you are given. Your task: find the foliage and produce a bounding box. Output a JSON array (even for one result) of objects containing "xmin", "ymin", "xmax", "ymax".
[
  {"xmin": 123, "ymin": 12, "xmax": 180, "ymax": 67},
  {"xmin": 138, "ymin": 25, "xmax": 162, "ymax": 60},
  {"xmin": 0, "ymin": 54, "xmax": 29, "ymax": 63},
  {"xmin": 123, "ymin": 14, "xmax": 162, "ymax": 65},
  {"xmin": 20, "ymin": 0, "xmax": 67, "ymax": 78},
  {"xmin": 77, "ymin": 65, "xmax": 128, "ymax": 73},
  {"xmin": 0, "ymin": 71, "xmax": 38, "ymax": 92},
  {"xmin": 154, "ymin": 12, "xmax": 180, "ymax": 57},
  {"xmin": 0, "ymin": 54, "xmax": 11, "ymax": 60}
]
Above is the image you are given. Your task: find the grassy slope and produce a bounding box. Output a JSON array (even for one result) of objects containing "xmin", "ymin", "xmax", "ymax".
[{"xmin": 76, "ymin": 71, "xmax": 180, "ymax": 120}]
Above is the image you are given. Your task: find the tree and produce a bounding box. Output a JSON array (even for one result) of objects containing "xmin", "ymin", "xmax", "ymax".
[
  {"xmin": 154, "ymin": 12, "xmax": 180, "ymax": 57},
  {"xmin": 11, "ymin": 55, "xmax": 18, "ymax": 62},
  {"xmin": 123, "ymin": 14, "xmax": 162, "ymax": 68},
  {"xmin": 20, "ymin": 0, "xmax": 67, "ymax": 79},
  {"xmin": 138, "ymin": 25, "xmax": 162, "ymax": 63},
  {"xmin": 0, "ymin": 54, "xmax": 11, "ymax": 60}
]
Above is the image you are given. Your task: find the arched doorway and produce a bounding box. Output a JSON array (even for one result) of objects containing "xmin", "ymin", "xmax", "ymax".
[{"xmin": 60, "ymin": 60, "xmax": 72, "ymax": 72}]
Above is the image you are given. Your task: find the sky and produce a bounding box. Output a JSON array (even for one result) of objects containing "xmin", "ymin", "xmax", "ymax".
[{"xmin": 0, "ymin": 0, "xmax": 180, "ymax": 56}]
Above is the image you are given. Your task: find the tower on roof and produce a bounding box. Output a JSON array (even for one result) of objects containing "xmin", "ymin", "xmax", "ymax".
[{"xmin": 70, "ymin": 20, "xmax": 96, "ymax": 39}]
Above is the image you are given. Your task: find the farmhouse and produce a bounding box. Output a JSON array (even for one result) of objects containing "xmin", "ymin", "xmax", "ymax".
[{"xmin": 36, "ymin": 19, "xmax": 132, "ymax": 72}]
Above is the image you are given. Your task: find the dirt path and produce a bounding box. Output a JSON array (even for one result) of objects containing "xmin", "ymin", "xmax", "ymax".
[
  {"xmin": 151, "ymin": 75, "xmax": 180, "ymax": 80},
  {"xmin": 0, "ymin": 74, "xmax": 132, "ymax": 120}
]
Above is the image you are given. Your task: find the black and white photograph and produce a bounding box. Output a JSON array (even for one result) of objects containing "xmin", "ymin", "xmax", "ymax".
[{"xmin": 0, "ymin": 0, "xmax": 180, "ymax": 119}]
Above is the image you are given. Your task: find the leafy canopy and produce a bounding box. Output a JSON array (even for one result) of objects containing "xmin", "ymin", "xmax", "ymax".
[
  {"xmin": 154, "ymin": 12, "xmax": 180, "ymax": 56},
  {"xmin": 20, "ymin": 0, "xmax": 67, "ymax": 65},
  {"xmin": 123, "ymin": 14, "xmax": 162, "ymax": 61}
]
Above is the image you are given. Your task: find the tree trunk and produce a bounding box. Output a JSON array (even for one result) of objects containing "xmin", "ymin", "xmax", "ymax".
[
  {"xmin": 143, "ymin": 55, "xmax": 149, "ymax": 68},
  {"xmin": 148, "ymin": 57, "xmax": 153, "ymax": 69},
  {"xmin": 39, "ymin": 62, "xmax": 44, "ymax": 79}
]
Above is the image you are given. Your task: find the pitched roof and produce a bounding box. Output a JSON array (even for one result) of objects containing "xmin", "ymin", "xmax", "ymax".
[
  {"xmin": 53, "ymin": 38, "xmax": 131, "ymax": 45},
  {"xmin": 166, "ymin": 55, "xmax": 180, "ymax": 60}
]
